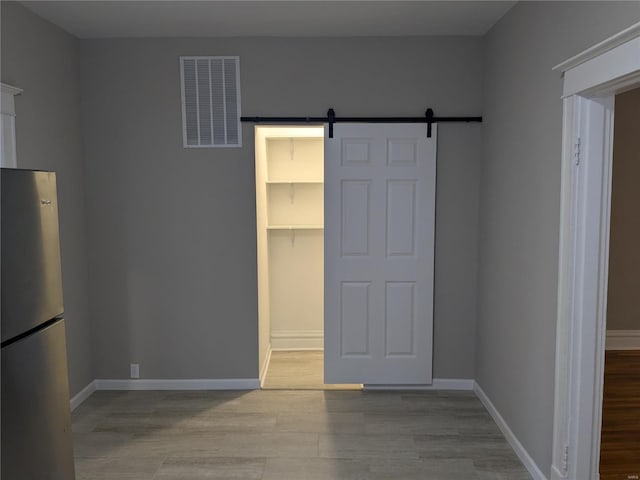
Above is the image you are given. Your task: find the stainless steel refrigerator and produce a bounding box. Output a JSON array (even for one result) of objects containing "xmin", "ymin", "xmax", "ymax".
[{"xmin": 1, "ymin": 168, "xmax": 76, "ymax": 479}]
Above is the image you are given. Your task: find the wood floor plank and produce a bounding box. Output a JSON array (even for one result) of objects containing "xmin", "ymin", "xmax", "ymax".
[
  {"xmin": 262, "ymin": 457, "xmax": 370, "ymax": 480},
  {"xmin": 318, "ymin": 433, "xmax": 419, "ymax": 459},
  {"xmin": 275, "ymin": 412, "xmax": 365, "ymax": 434},
  {"xmin": 75, "ymin": 456, "xmax": 163, "ymax": 479},
  {"xmin": 154, "ymin": 457, "xmax": 265, "ymax": 479},
  {"xmin": 600, "ymin": 350, "xmax": 640, "ymax": 479}
]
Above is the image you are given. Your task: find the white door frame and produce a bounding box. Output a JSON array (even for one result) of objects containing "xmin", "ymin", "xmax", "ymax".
[{"xmin": 551, "ymin": 22, "xmax": 640, "ymax": 480}]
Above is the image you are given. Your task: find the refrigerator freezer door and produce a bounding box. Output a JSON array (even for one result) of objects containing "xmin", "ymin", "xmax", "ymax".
[
  {"xmin": 1, "ymin": 319, "xmax": 76, "ymax": 480},
  {"xmin": 1, "ymin": 169, "xmax": 64, "ymax": 343}
]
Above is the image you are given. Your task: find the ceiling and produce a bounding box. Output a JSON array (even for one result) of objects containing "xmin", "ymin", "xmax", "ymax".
[{"xmin": 21, "ymin": 1, "xmax": 516, "ymax": 38}]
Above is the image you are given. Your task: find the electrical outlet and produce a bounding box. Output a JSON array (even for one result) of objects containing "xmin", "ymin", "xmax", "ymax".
[{"xmin": 130, "ymin": 363, "xmax": 140, "ymax": 379}]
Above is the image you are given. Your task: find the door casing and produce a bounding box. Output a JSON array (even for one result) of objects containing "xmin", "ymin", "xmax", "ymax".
[{"xmin": 551, "ymin": 22, "xmax": 640, "ymax": 480}]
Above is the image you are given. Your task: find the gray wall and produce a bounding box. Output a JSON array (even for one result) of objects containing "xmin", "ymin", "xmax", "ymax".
[
  {"xmin": 1, "ymin": 1, "xmax": 92, "ymax": 396},
  {"xmin": 607, "ymin": 88, "xmax": 640, "ymax": 331},
  {"xmin": 478, "ymin": 1, "xmax": 640, "ymax": 475},
  {"xmin": 79, "ymin": 37, "xmax": 483, "ymax": 380}
]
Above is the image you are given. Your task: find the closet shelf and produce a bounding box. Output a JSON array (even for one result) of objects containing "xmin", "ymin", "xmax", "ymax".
[
  {"xmin": 266, "ymin": 180, "xmax": 323, "ymax": 184},
  {"xmin": 267, "ymin": 224, "xmax": 324, "ymax": 230}
]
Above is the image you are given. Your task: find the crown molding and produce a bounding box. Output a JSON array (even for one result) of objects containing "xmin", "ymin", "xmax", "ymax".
[
  {"xmin": 553, "ymin": 21, "xmax": 640, "ymax": 73},
  {"xmin": 1, "ymin": 83, "xmax": 23, "ymax": 96}
]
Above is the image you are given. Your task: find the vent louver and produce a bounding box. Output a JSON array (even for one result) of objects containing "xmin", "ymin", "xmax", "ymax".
[{"xmin": 180, "ymin": 56, "xmax": 242, "ymax": 148}]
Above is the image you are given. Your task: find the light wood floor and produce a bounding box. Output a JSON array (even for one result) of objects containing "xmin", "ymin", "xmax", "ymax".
[
  {"xmin": 72, "ymin": 389, "xmax": 532, "ymax": 479},
  {"xmin": 600, "ymin": 350, "xmax": 640, "ymax": 480},
  {"xmin": 262, "ymin": 351, "xmax": 361, "ymax": 390}
]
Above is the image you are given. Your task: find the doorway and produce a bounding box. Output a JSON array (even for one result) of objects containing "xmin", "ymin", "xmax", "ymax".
[
  {"xmin": 254, "ymin": 125, "xmax": 359, "ymax": 390},
  {"xmin": 599, "ymin": 87, "xmax": 640, "ymax": 480}
]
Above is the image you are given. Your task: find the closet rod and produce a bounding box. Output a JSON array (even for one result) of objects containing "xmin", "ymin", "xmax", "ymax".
[{"xmin": 240, "ymin": 108, "xmax": 482, "ymax": 138}]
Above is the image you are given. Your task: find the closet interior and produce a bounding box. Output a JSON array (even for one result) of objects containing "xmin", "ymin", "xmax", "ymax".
[{"xmin": 255, "ymin": 126, "xmax": 325, "ymax": 388}]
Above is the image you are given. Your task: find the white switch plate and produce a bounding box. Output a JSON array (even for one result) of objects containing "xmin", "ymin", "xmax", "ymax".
[{"xmin": 130, "ymin": 363, "xmax": 140, "ymax": 379}]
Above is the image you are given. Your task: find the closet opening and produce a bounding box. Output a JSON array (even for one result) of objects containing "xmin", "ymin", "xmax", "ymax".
[{"xmin": 254, "ymin": 125, "xmax": 360, "ymax": 390}]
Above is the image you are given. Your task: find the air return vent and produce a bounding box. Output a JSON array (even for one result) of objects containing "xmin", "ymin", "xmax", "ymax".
[{"xmin": 180, "ymin": 56, "xmax": 242, "ymax": 148}]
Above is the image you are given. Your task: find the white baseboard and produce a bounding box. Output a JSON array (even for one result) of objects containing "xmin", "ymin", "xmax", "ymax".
[
  {"xmin": 94, "ymin": 378, "xmax": 260, "ymax": 390},
  {"xmin": 70, "ymin": 380, "xmax": 96, "ymax": 411},
  {"xmin": 364, "ymin": 378, "xmax": 475, "ymax": 391},
  {"xmin": 259, "ymin": 345, "xmax": 273, "ymax": 387},
  {"xmin": 432, "ymin": 378, "xmax": 475, "ymax": 390},
  {"xmin": 474, "ymin": 382, "xmax": 548, "ymax": 480},
  {"xmin": 271, "ymin": 330, "xmax": 323, "ymax": 350},
  {"xmin": 605, "ymin": 329, "xmax": 640, "ymax": 350}
]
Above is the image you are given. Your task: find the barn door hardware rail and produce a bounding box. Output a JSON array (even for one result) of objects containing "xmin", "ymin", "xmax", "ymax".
[{"xmin": 241, "ymin": 108, "xmax": 482, "ymax": 138}]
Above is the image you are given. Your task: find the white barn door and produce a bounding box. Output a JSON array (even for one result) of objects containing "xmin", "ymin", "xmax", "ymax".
[{"xmin": 324, "ymin": 123, "xmax": 437, "ymax": 385}]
